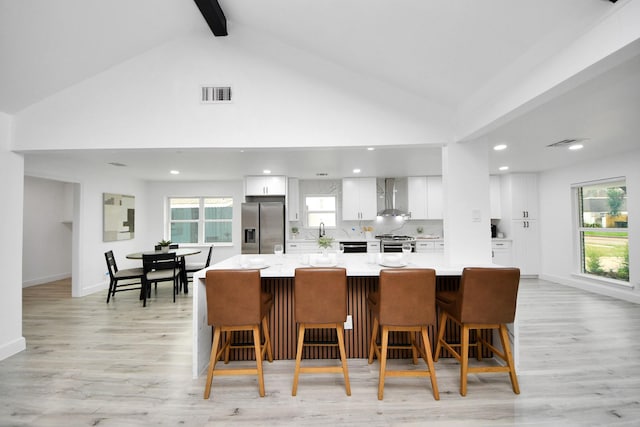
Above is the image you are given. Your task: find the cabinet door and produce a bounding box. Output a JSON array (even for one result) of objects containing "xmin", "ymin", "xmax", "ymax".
[
  {"xmin": 245, "ymin": 176, "xmax": 266, "ymax": 195},
  {"xmin": 511, "ymin": 220, "xmax": 539, "ymax": 275},
  {"xmin": 264, "ymin": 176, "xmax": 286, "ymax": 195},
  {"xmin": 490, "ymin": 175, "xmax": 502, "ymax": 219},
  {"xmin": 342, "ymin": 178, "xmax": 377, "ymax": 220},
  {"xmin": 358, "ymin": 178, "xmax": 378, "ymax": 220},
  {"xmin": 426, "ymin": 176, "xmax": 443, "ymax": 219},
  {"xmin": 492, "ymin": 241, "xmax": 513, "ymax": 266},
  {"xmin": 415, "ymin": 241, "xmax": 434, "ymax": 253},
  {"xmin": 342, "ymin": 179, "xmax": 362, "ymax": 220},
  {"xmin": 288, "ymin": 178, "xmax": 300, "ymax": 221},
  {"xmin": 510, "ymin": 174, "xmax": 538, "ymax": 219},
  {"xmin": 245, "ymin": 176, "xmax": 286, "ymax": 196},
  {"xmin": 407, "ymin": 177, "xmax": 428, "ymax": 219}
]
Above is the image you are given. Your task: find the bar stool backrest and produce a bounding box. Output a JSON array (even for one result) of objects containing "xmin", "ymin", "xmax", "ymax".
[
  {"xmin": 379, "ymin": 268, "xmax": 436, "ymax": 326},
  {"xmin": 294, "ymin": 268, "xmax": 347, "ymax": 323},
  {"xmin": 459, "ymin": 267, "xmax": 520, "ymax": 324},
  {"xmin": 205, "ymin": 269, "xmax": 262, "ymax": 326}
]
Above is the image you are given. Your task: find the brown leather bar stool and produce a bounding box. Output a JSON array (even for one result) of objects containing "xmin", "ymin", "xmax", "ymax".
[
  {"xmin": 203, "ymin": 269, "xmax": 274, "ymax": 399},
  {"xmin": 367, "ymin": 268, "xmax": 439, "ymax": 400},
  {"xmin": 434, "ymin": 267, "xmax": 520, "ymax": 396},
  {"xmin": 292, "ymin": 267, "xmax": 351, "ymax": 396}
]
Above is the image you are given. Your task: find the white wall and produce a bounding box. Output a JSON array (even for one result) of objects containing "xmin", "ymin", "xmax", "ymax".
[
  {"xmin": 442, "ymin": 140, "xmax": 492, "ymax": 265},
  {"xmin": 13, "ymin": 28, "xmax": 450, "ymax": 153},
  {"xmin": 0, "ymin": 112, "xmax": 26, "ymax": 360},
  {"xmin": 144, "ymin": 180, "xmax": 245, "ymax": 265},
  {"xmin": 23, "ymin": 176, "xmax": 73, "ymax": 286},
  {"xmin": 539, "ymin": 148, "xmax": 639, "ymax": 302},
  {"xmin": 24, "ymin": 156, "xmax": 148, "ymax": 297}
]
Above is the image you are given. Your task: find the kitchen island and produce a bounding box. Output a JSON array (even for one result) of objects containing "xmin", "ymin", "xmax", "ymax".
[{"xmin": 192, "ymin": 253, "xmax": 517, "ymax": 378}]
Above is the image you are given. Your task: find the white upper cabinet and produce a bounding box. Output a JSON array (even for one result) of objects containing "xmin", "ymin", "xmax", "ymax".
[
  {"xmin": 426, "ymin": 176, "xmax": 443, "ymax": 219},
  {"xmin": 407, "ymin": 176, "xmax": 428, "ymax": 219},
  {"xmin": 342, "ymin": 178, "xmax": 377, "ymax": 220},
  {"xmin": 504, "ymin": 174, "xmax": 538, "ymax": 219},
  {"xmin": 407, "ymin": 176, "xmax": 443, "ymax": 219},
  {"xmin": 245, "ymin": 176, "xmax": 287, "ymax": 196},
  {"xmin": 288, "ymin": 178, "xmax": 300, "ymax": 221},
  {"xmin": 490, "ymin": 175, "xmax": 502, "ymax": 219}
]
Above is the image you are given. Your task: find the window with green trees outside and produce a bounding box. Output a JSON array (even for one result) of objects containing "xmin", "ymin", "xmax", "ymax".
[{"xmin": 576, "ymin": 179, "xmax": 628, "ymax": 282}]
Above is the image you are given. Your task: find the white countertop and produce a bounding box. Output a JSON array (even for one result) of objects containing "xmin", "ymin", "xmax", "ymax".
[{"xmin": 202, "ymin": 253, "xmax": 476, "ymax": 277}]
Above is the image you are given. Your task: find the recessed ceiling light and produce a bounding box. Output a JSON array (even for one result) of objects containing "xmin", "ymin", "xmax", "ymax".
[
  {"xmin": 263, "ymin": 169, "xmax": 271, "ymax": 174},
  {"xmin": 499, "ymin": 166, "xmax": 509, "ymax": 171},
  {"xmin": 493, "ymin": 144, "xmax": 507, "ymax": 151},
  {"xmin": 170, "ymin": 170, "xmax": 180, "ymax": 175},
  {"xmin": 367, "ymin": 147, "xmax": 375, "ymax": 151},
  {"xmin": 353, "ymin": 168, "xmax": 361, "ymax": 174},
  {"xmin": 568, "ymin": 144, "xmax": 584, "ymax": 151}
]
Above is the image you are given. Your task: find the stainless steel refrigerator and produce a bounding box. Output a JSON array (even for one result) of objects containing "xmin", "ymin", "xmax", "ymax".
[{"xmin": 241, "ymin": 202, "xmax": 285, "ymax": 254}]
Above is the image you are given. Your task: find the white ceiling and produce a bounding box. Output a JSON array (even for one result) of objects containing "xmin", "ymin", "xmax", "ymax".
[{"xmin": 3, "ymin": 0, "xmax": 639, "ymax": 180}]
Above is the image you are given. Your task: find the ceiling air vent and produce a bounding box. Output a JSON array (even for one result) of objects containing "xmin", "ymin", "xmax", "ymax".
[
  {"xmin": 547, "ymin": 138, "xmax": 587, "ymax": 148},
  {"xmin": 201, "ymin": 86, "xmax": 232, "ymax": 104}
]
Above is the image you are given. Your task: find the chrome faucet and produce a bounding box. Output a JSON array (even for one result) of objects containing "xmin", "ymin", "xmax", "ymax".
[{"xmin": 319, "ymin": 222, "xmax": 325, "ymax": 238}]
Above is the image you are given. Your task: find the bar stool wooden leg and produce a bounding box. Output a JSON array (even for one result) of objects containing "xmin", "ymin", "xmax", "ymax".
[
  {"xmin": 434, "ymin": 311, "xmax": 448, "ymax": 362},
  {"xmin": 460, "ymin": 324, "xmax": 470, "ymax": 396},
  {"xmin": 499, "ymin": 324, "xmax": 520, "ymax": 394},
  {"xmin": 252, "ymin": 325, "xmax": 265, "ymax": 397},
  {"xmin": 204, "ymin": 328, "xmax": 222, "ymax": 399},
  {"xmin": 291, "ymin": 323, "xmax": 306, "ymax": 396},
  {"xmin": 410, "ymin": 332, "xmax": 419, "ymax": 365},
  {"xmin": 378, "ymin": 326, "xmax": 390, "ymax": 400},
  {"xmin": 420, "ymin": 326, "xmax": 440, "ymax": 400},
  {"xmin": 336, "ymin": 323, "xmax": 351, "ymax": 396},
  {"xmin": 368, "ymin": 316, "xmax": 379, "ymax": 364},
  {"xmin": 262, "ymin": 316, "xmax": 274, "ymax": 363}
]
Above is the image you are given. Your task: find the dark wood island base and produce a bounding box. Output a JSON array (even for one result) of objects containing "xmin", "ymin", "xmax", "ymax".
[{"xmin": 223, "ymin": 276, "xmax": 492, "ymax": 361}]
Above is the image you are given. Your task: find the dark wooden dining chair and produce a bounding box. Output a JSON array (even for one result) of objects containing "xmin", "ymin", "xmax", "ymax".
[
  {"xmin": 186, "ymin": 245, "xmax": 213, "ymax": 283},
  {"xmin": 141, "ymin": 253, "xmax": 181, "ymax": 306},
  {"xmin": 104, "ymin": 250, "xmax": 144, "ymax": 303}
]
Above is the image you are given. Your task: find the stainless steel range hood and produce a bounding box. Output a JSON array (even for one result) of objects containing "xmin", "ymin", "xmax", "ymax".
[{"xmin": 377, "ymin": 178, "xmax": 409, "ymax": 217}]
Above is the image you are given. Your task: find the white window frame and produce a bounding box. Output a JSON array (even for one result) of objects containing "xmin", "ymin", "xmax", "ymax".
[
  {"xmin": 305, "ymin": 195, "xmax": 337, "ymax": 228},
  {"xmin": 167, "ymin": 196, "xmax": 233, "ymax": 245},
  {"xmin": 572, "ymin": 177, "xmax": 629, "ymax": 284}
]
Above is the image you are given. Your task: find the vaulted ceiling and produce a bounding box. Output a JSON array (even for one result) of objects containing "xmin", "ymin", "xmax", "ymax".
[{"xmin": 2, "ymin": 0, "xmax": 639, "ymax": 179}]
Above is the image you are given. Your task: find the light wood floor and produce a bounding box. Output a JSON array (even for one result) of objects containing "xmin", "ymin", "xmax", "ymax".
[{"xmin": 1, "ymin": 277, "xmax": 639, "ymax": 426}]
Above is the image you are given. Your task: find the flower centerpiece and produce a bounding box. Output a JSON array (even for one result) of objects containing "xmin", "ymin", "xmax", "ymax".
[
  {"xmin": 291, "ymin": 226, "xmax": 299, "ymax": 239},
  {"xmin": 416, "ymin": 226, "xmax": 424, "ymax": 234},
  {"xmin": 157, "ymin": 239, "xmax": 172, "ymax": 252}
]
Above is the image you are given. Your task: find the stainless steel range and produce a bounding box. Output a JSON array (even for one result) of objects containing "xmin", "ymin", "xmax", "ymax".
[{"xmin": 375, "ymin": 234, "xmax": 416, "ymax": 252}]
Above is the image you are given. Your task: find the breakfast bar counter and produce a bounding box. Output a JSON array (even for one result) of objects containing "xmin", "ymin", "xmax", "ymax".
[{"xmin": 192, "ymin": 253, "xmax": 515, "ymax": 378}]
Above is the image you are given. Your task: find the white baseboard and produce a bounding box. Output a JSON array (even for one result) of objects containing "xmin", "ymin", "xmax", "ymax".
[
  {"xmin": 77, "ymin": 280, "xmax": 110, "ymax": 297},
  {"xmin": 0, "ymin": 336, "xmax": 26, "ymax": 361},
  {"xmin": 22, "ymin": 273, "xmax": 71, "ymax": 288},
  {"xmin": 540, "ymin": 273, "xmax": 640, "ymax": 304}
]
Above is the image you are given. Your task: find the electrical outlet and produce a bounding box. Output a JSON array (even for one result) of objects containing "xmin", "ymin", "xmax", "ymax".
[{"xmin": 344, "ymin": 314, "xmax": 353, "ymax": 330}]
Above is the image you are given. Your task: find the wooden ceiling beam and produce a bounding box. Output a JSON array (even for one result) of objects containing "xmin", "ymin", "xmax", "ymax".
[{"xmin": 193, "ymin": 0, "xmax": 228, "ymax": 37}]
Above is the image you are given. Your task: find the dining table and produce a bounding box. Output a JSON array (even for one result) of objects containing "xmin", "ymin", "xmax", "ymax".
[{"xmin": 126, "ymin": 248, "xmax": 201, "ymax": 294}]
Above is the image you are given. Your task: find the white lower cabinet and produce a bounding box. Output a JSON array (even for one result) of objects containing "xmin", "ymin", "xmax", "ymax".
[
  {"xmin": 491, "ymin": 240, "xmax": 513, "ymax": 266},
  {"xmin": 367, "ymin": 241, "xmax": 380, "ymax": 253},
  {"xmin": 286, "ymin": 241, "xmax": 334, "ymax": 254},
  {"xmin": 511, "ymin": 220, "xmax": 539, "ymax": 275},
  {"xmin": 415, "ymin": 240, "xmax": 444, "ymax": 253}
]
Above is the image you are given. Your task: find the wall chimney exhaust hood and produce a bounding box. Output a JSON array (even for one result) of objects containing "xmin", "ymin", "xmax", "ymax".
[{"xmin": 377, "ymin": 178, "xmax": 409, "ymax": 218}]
